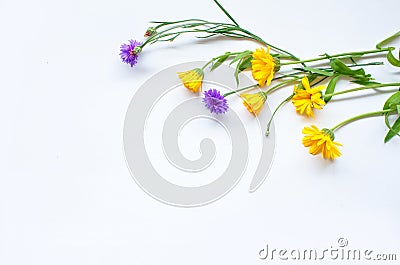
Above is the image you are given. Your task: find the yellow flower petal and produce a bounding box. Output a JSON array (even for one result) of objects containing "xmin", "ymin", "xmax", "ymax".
[
  {"xmin": 302, "ymin": 125, "xmax": 342, "ymax": 160},
  {"xmin": 251, "ymin": 47, "xmax": 276, "ymax": 87},
  {"xmin": 292, "ymin": 76, "xmax": 326, "ymax": 117},
  {"xmin": 177, "ymin": 68, "xmax": 204, "ymax": 93},
  {"xmin": 240, "ymin": 92, "xmax": 267, "ymax": 116}
]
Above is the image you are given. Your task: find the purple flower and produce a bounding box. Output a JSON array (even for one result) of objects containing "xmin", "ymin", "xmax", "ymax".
[
  {"xmin": 119, "ymin": 40, "xmax": 142, "ymax": 67},
  {"xmin": 202, "ymin": 89, "xmax": 229, "ymax": 114}
]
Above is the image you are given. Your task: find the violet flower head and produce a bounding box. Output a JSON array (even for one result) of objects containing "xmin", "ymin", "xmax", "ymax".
[
  {"xmin": 120, "ymin": 40, "xmax": 142, "ymax": 67},
  {"xmin": 202, "ymin": 89, "xmax": 229, "ymax": 114}
]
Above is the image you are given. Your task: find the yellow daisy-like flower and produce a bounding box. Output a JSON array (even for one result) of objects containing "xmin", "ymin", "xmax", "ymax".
[
  {"xmin": 177, "ymin": 68, "xmax": 204, "ymax": 93},
  {"xmin": 251, "ymin": 47, "xmax": 276, "ymax": 87},
  {"xmin": 302, "ymin": 125, "xmax": 343, "ymax": 160},
  {"xmin": 292, "ymin": 76, "xmax": 326, "ymax": 117},
  {"xmin": 240, "ymin": 92, "xmax": 267, "ymax": 116}
]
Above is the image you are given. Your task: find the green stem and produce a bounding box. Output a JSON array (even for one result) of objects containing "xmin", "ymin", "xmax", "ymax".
[
  {"xmin": 330, "ymin": 109, "xmax": 394, "ymax": 132},
  {"xmin": 223, "ymin": 84, "xmax": 259, "ymax": 97},
  {"xmin": 223, "ymin": 75, "xmax": 301, "ymax": 97},
  {"xmin": 201, "ymin": 51, "xmax": 243, "ymax": 70},
  {"xmin": 280, "ymin": 48, "xmax": 392, "ymax": 66},
  {"xmin": 142, "ymin": 21, "xmax": 230, "ymax": 48},
  {"xmin": 264, "ymin": 77, "xmax": 301, "ymax": 94},
  {"xmin": 292, "ymin": 61, "xmax": 384, "ymax": 73},
  {"xmin": 324, "ymin": 83, "xmax": 400, "ymax": 98},
  {"xmin": 310, "ymin": 76, "xmax": 329, "ymax": 87},
  {"xmin": 265, "ymin": 94, "xmax": 293, "ymax": 136},
  {"xmin": 235, "ymin": 27, "xmax": 302, "ymax": 63},
  {"xmin": 213, "ymin": 0, "xmax": 239, "ymax": 26},
  {"xmin": 376, "ymin": 30, "xmax": 400, "ymax": 49},
  {"xmin": 146, "ymin": 19, "xmax": 302, "ymax": 63}
]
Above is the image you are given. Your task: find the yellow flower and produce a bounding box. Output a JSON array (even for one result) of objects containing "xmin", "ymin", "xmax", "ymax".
[
  {"xmin": 177, "ymin": 68, "xmax": 204, "ymax": 93},
  {"xmin": 292, "ymin": 76, "xmax": 326, "ymax": 117},
  {"xmin": 240, "ymin": 92, "xmax": 267, "ymax": 116},
  {"xmin": 302, "ymin": 125, "xmax": 342, "ymax": 160},
  {"xmin": 251, "ymin": 47, "xmax": 276, "ymax": 87}
]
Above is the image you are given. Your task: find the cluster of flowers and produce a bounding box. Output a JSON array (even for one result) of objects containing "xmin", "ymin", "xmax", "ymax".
[{"xmin": 120, "ymin": 1, "xmax": 400, "ymax": 160}]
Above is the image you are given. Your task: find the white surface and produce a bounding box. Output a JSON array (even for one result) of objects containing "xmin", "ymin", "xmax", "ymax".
[{"xmin": 1, "ymin": 0, "xmax": 399, "ymax": 264}]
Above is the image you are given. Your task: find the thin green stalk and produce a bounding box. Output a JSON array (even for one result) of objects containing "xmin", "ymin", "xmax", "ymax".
[
  {"xmin": 292, "ymin": 61, "xmax": 384, "ymax": 73},
  {"xmin": 376, "ymin": 30, "xmax": 400, "ymax": 49},
  {"xmin": 201, "ymin": 51, "xmax": 243, "ymax": 70},
  {"xmin": 330, "ymin": 109, "xmax": 395, "ymax": 131},
  {"xmin": 223, "ymin": 75, "xmax": 301, "ymax": 97},
  {"xmin": 324, "ymin": 83, "xmax": 400, "ymax": 98},
  {"xmin": 235, "ymin": 27, "xmax": 302, "ymax": 63},
  {"xmin": 280, "ymin": 48, "xmax": 392, "ymax": 66},
  {"xmin": 223, "ymin": 84, "xmax": 258, "ymax": 97},
  {"xmin": 265, "ymin": 94, "xmax": 293, "ymax": 136},
  {"xmin": 264, "ymin": 77, "xmax": 301, "ymax": 94},
  {"xmin": 142, "ymin": 21, "xmax": 230, "ymax": 48},
  {"xmin": 310, "ymin": 76, "xmax": 329, "ymax": 87},
  {"xmin": 213, "ymin": 0, "xmax": 239, "ymax": 26}
]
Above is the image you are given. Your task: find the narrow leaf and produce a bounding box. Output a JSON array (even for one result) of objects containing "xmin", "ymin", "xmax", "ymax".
[
  {"xmin": 303, "ymin": 67, "xmax": 333, "ymax": 77},
  {"xmin": 238, "ymin": 56, "xmax": 252, "ymax": 71},
  {"xmin": 387, "ymin": 49, "xmax": 400, "ymax": 67},
  {"xmin": 351, "ymin": 79, "xmax": 380, "ymax": 86},
  {"xmin": 383, "ymin": 91, "xmax": 400, "ymax": 110},
  {"xmin": 330, "ymin": 59, "xmax": 366, "ymax": 76},
  {"xmin": 376, "ymin": 31, "xmax": 400, "ymax": 49},
  {"xmin": 213, "ymin": 0, "xmax": 240, "ymax": 26},
  {"xmin": 324, "ymin": 75, "xmax": 340, "ymax": 103},
  {"xmin": 384, "ymin": 115, "xmax": 400, "ymax": 143},
  {"xmin": 230, "ymin": 51, "xmax": 251, "ymax": 65},
  {"xmin": 211, "ymin": 53, "xmax": 230, "ymax": 71}
]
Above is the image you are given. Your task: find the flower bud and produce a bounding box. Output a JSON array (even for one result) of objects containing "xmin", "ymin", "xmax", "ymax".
[
  {"xmin": 133, "ymin": 46, "xmax": 142, "ymax": 54},
  {"xmin": 144, "ymin": 27, "xmax": 157, "ymax": 37},
  {"xmin": 322, "ymin": 128, "xmax": 335, "ymax": 141}
]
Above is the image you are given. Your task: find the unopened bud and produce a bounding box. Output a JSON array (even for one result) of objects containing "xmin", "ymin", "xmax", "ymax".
[{"xmin": 144, "ymin": 27, "xmax": 157, "ymax": 37}]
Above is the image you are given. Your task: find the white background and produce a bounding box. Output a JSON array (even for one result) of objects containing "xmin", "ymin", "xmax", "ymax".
[{"xmin": 1, "ymin": 0, "xmax": 400, "ymax": 264}]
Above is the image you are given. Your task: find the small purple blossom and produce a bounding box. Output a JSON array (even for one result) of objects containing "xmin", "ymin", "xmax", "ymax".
[
  {"xmin": 202, "ymin": 89, "xmax": 229, "ymax": 114},
  {"xmin": 120, "ymin": 40, "xmax": 142, "ymax": 67}
]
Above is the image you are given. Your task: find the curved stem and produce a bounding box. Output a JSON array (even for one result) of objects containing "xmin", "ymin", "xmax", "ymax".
[
  {"xmin": 280, "ymin": 48, "xmax": 392, "ymax": 66},
  {"xmin": 223, "ymin": 84, "xmax": 258, "ymax": 97},
  {"xmin": 142, "ymin": 21, "xmax": 231, "ymax": 48},
  {"xmin": 324, "ymin": 83, "xmax": 400, "ymax": 98},
  {"xmin": 265, "ymin": 94, "xmax": 293, "ymax": 136},
  {"xmin": 264, "ymin": 77, "xmax": 301, "ymax": 94},
  {"xmin": 201, "ymin": 51, "xmax": 243, "ymax": 70},
  {"xmin": 235, "ymin": 27, "xmax": 302, "ymax": 63},
  {"xmin": 330, "ymin": 109, "xmax": 394, "ymax": 132}
]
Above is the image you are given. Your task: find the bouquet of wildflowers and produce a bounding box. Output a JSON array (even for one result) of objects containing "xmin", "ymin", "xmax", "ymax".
[{"xmin": 120, "ymin": 0, "xmax": 400, "ymax": 160}]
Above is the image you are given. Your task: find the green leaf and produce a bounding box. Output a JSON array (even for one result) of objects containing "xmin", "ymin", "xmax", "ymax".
[
  {"xmin": 383, "ymin": 91, "xmax": 400, "ymax": 110},
  {"xmin": 324, "ymin": 75, "xmax": 340, "ymax": 103},
  {"xmin": 230, "ymin": 51, "xmax": 251, "ymax": 65},
  {"xmin": 233, "ymin": 54, "xmax": 253, "ymax": 85},
  {"xmin": 211, "ymin": 53, "xmax": 230, "ymax": 71},
  {"xmin": 376, "ymin": 31, "xmax": 400, "ymax": 49},
  {"xmin": 397, "ymin": 105, "xmax": 400, "ymax": 114},
  {"xmin": 238, "ymin": 56, "xmax": 252, "ymax": 71},
  {"xmin": 234, "ymin": 61, "xmax": 241, "ymax": 85},
  {"xmin": 384, "ymin": 115, "xmax": 400, "ymax": 143},
  {"xmin": 303, "ymin": 67, "xmax": 333, "ymax": 77},
  {"xmin": 351, "ymin": 79, "xmax": 380, "ymax": 86},
  {"xmin": 330, "ymin": 59, "xmax": 366, "ymax": 76},
  {"xmin": 387, "ymin": 49, "xmax": 400, "ymax": 67}
]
